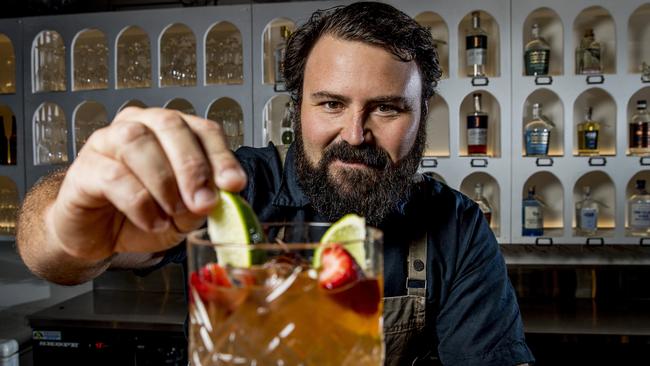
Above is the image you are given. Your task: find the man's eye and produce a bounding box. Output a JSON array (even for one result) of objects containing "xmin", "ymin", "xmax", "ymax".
[
  {"xmin": 377, "ymin": 104, "xmax": 399, "ymax": 114},
  {"xmin": 324, "ymin": 101, "xmax": 342, "ymax": 110}
]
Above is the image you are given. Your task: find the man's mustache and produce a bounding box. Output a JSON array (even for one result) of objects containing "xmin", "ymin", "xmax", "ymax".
[{"xmin": 320, "ymin": 142, "xmax": 391, "ymax": 169}]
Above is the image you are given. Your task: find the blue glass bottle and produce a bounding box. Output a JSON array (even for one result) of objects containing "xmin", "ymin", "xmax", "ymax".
[{"xmin": 522, "ymin": 186, "xmax": 544, "ymax": 236}]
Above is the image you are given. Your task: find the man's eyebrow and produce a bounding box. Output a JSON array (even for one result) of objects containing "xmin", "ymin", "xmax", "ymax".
[{"xmin": 310, "ymin": 91, "xmax": 351, "ymax": 103}]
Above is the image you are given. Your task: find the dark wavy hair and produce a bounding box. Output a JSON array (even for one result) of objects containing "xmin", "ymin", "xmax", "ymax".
[{"xmin": 283, "ymin": 1, "xmax": 442, "ymax": 115}]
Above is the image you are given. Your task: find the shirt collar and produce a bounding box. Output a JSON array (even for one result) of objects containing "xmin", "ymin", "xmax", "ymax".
[{"xmin": 272, "ymin": 143, "xmax": 311, "ymax": 208}]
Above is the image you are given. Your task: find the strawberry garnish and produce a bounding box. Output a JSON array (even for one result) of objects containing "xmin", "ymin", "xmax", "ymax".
[
  {"xmin": 318, "ymin": 243, "xmax": 363, "ymax": 290},
  {"xmin": 190, "ymin": 263, "xmax": 232, "ymax": 303}
]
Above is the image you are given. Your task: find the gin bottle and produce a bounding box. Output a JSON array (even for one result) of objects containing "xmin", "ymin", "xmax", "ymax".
[
  {"xmin": 524, "ymin": 103, "xmax": 553, "ymax": 156},
  {"xmin": 629, "ymin": 179, "xmax": 650, "ymax": 236},
  {"xmin": 274, "ymin": 26, "xmax": 291, "ymax": 91},
  {"xmin": 575, "ymin": 186, "xmax": 599, "ymax": 236},
  {"xmin": 280, "ymin": 102, "xmax": 294, "ymax": 145},
  {"xmin": 466, "ymin": 11, "xmax": 487, "ymax": 77},
  {"xmin": 467, "ymin": 93, "xmax": 488, "ymax": 155},
  {"xmin": 629, "ymin": 100, "xmax": 650, "ymax": 156},
  {"xmin": 577, "ymin": 107, "xmax": 600, "ymax": 156},
  {"xmin": 473, "ymin": 183, "xmax": 492, "ymax": 226},
  {"xmin": 522, "ymin": 186, "xmax": 544, "ymax": 236},
  {"xmin": 575, "ymin": 29, "xmax": 602, "ymax": 75},
  {"xmin": 524, "ymin": 23, "xmax": 550, "ymax": 76}
]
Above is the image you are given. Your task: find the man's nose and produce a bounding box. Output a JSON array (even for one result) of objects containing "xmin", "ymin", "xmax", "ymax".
[{"xmin": 340, "ymin": 111, "xmax": 367, "ymax": 146}]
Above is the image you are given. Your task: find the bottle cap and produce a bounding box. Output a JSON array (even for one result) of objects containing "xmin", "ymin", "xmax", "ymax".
[{"xmin": 637, "ymin": 180, "xmax": 646, "ymax": 190}]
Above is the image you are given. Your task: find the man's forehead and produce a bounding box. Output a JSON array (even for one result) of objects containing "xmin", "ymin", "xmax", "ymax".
[{"xmin": 303, "ymin": 35, "xmax": 422, "ymax": 99}]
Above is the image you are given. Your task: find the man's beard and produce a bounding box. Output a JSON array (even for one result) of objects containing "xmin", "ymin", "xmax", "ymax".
[{"xmin": 294, "ymin": 113, "xmax": 426, "ymax": 227}]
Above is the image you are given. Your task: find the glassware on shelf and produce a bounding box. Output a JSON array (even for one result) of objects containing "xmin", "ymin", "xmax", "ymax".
[
  {"xmin": 34, "ymin": 103, "xmax": 68, "ymax": 165},
  {"xmin": 0, "ymin": 34, "xmax": 16, "ymax": 94},
  {"xmin": 74, "ymin": 103, "xmax": 108, "ymax": 154},
  {"xmin": 628, "ymin": 179, "xmax": 650, "ymax": 236},
  {"xmin": 465, "ymin": 11, "xmax": 487, "ymax": 77},
  {"xmin": 524, "ymin": 103, "xmax": 554, "ymax": 157},
  {"xmin": 473, "ymin": 183, "xmax": 492, "ymax": 226},
  {"xmin": 117, "ymin": 28, "xmax": 151, "ymax": 89},
  {"xmin": 274, "ymin": 26, "xmax": 291, "ymax": 91},
  {"xmin": 577, "ymin": 107, "xmax": 600, "ymax": 156},
  {"xmin": 73, "ymin": 31, "xmax": 109, "ymax": 91},
  {"xmin": 629, "ymin": 100, "xmax": 650, "ymax": 156},
  {"xmin": 208, "ymin": 105, "xmax": 243, "ymax": 151},
  {"xmin": 467, "ymin": 93, "xmax": 488, "ymax": 156},
  {"xmin": 0, "ymin": 115, "xmax": 16, "ymax": 165},
  {"xmin": 160, "ymin": 26, "xmax": 197, "ymax": 87},
  {"xmin": 206, "ymin": 25, "xmax": 244, "ymax": 85},
  {"xmin": 575, "ymin": 29, "xmax": 602, "ymax": 75},
  {"xmin": 575, "ymin": 186, "xmax": 599, "ymax": 236},
  {"xmin": 522, "ymin": 186, "xmax": 544, "ymax": 236},
  {"xmin": 524, "ymin": 23, "xmax": 550, "ymax": 76},
  {"xmin": 642, "ymin": 62, "xmax": 650, "ymax": 80},
  {"xmin": 33, "ymin": 31, "xmax": 66, "ymax": 92},
  {"xmin": 0, "ymin": 182, "xmax": 18, "ymax": 235}
]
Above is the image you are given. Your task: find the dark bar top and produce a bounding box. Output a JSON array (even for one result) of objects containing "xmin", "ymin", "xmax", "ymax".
[{"xmin": 28, "ymin": 290, "xmax": 187, "ymax": 332}]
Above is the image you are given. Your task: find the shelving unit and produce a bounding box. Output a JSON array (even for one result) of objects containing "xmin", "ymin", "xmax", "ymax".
[{"xmin": 0, "ymin": 0, "xmax": 646, "ymax": 245}]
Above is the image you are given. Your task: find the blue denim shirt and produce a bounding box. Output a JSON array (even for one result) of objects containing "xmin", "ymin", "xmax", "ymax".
[{"xmin": 158, "ymin": 143, "xmax": 535, "ymax": 365}]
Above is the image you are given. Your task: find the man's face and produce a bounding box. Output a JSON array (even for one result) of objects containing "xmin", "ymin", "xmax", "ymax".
[{"xmin": 294, "ymin": 35, "xmax": 426, "ymax": 225}]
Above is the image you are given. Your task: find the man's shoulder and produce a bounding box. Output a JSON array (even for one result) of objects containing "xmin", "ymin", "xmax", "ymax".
[
  {"xmin": 234, "ymin": 145, "xmax": 281, "ymax": 165},
  {"xmin": 419, "ymin": 174, "xmax": 478, "ymax": 215}
]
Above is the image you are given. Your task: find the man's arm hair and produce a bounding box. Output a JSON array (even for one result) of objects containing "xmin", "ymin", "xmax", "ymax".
[{"xmin": 16, "ymin": 169, "xmax": 163, "ymax": 286}]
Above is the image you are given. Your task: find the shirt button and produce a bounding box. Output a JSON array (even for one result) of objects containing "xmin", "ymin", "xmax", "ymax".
[{"xmin": 413, "ymin": 259, "xmax": 425, "ymax": 272}]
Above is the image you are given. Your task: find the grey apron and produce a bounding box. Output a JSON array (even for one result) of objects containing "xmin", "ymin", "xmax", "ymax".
[{"xmin": 383, "ymin": 233, "xmax": 439, "ymax": 366}]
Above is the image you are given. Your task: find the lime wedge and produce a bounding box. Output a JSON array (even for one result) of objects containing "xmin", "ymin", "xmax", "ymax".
[
  {"xmin": 314, "ymin": 214, "xmax": 367, "ymax": 270},
  {"xmin": 207, "ymin": 191, "xmax": 264, "ymax": 267}
]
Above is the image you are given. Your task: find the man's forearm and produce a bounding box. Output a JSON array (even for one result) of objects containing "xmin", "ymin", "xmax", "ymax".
[{"xmin": 16, "ymin": 169, "xmax": 112, "ymax": 285}]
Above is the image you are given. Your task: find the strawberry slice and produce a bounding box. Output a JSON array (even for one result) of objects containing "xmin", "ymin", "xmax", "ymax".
[
  {"xmin": 190, "ymin": 263, "xmax": 233, "ymax": 303},
  {"xmin": 318, "ymin": 243, "xmax": 363, "ymax": 290}
]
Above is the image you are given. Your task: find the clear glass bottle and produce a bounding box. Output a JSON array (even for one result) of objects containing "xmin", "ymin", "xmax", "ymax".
[
  {"xmin": 466, "ymin": 11, "xmax": 487, "ymax": 77},
  {"xmin": 524, "ymin": 103, "xmax": 553, "ymax": 156},
  {"xmin": 467, "ymin": 93, "xmax": 488, "ymax": 155},
  {"xmin": 577, "ymin": 107, "xmax": 600, "ymax": 156},
  {"xmin": 629, "ymin": 100, "xmax": 650, "ymax": 156},
  {"xmin": 575, "ymin": 29, "xmax": 602, "ymax": 75},
  {"xmin": 524, "ymin": 23, "xmax": 550, "ymax": 76},
  {"xmin": 628, "ymin": 179, "xmax": 650, "ymax": 236},
  {"xmin": 522, "ymin": 186, "xmax": 544, "ymax": 236},
  {"xmin": 473, "ymin": 183, "xmax": 492, "ymax": 226},
  {"xmin": 575, "ymin": 186, "xmax": 599, "ymax": 236},
  {"xmin": 274, "ymin": 26, "xmax": 291, "ymax": 91},
  {"xmin": 280, "ymin": 102, "xmax": 294, "ymax": 146}
]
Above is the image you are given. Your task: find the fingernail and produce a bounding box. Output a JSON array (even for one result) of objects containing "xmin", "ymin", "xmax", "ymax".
[
  {"xmin": 217, "ymin": 168, "xmax": 244, "ymax": 186},
  {"xmin": 193, "ymin": 187, "xmax": 216, "ymax": 208},
  {"xmin": 153, "ymin": 218, "xmax": 169, "ymax": 232}
]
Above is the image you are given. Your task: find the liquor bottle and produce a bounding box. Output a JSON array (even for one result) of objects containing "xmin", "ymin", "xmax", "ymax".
[
  {"xmin": 629, "ymin": 100, "xmax": 650, "ymax": 156},
  {"xmin": 577, "ymin": 107, "xmax": 600, "ymax": 156},
  {"xmin": 628, "ymin": 179, "xmax": 650, "ymax": 236},
  {"xmin": 274, "ymin": 26, "xmax": 291, "ymax": 91},
  {"xmin": 575, "ymin": 29, "xmax": 602, "ymax": 75},
  {"xmin": 524, "ymin": 103, "xmax": 553, "ymax": 156},
  {"xmin": 524, "ymin": 23, "xmax": 550, "ymax": 76},
  {"xmin": 467, "ymin": 93, "xmax": 488, "ymax": 155},
  {"xmin": 522, "ymin": 186, "xmax": 544, "ymax": 236},
  {"xmin": 280, "ymin": 102, "xmax": 294, "ymax": 145},
  {"xmin": 466, "ymin": 11, "xmax": 487, "ymax": 77},
  {"xmin": 575, "ymin": 186, "xmax": 599, "ymax": 236},
  {"xmin": 473, "ymin": 183, "xmax": 492, "ymax": 226}
]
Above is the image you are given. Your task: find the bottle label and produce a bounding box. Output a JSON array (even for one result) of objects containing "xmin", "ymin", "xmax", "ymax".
[
  {"xmin": 583, "ymin": 130, "xmax": 599, "ymax": 150},
  {"xmin": 525, "ymin": 130, "xmax": 550, "ymax": 155},
  {"xmin": 630, "ymin": 122, "xmax": 650, "ymax": 149},
  {"xmin": 579, "ymin": 208, "xmax": 598, "ymax": 231},
  {"xmin": 524, "ymin": 206, "xmax": 543, "ymax": 229},
  {"xmin": 466, "ymin": 35, "xmax": 487, "ymax": 66},
  {"xmin": 631, "ymin": 203, "xmax": 650, "ymax": 227},
  {"xmin": 467, "ymin": 128, "xmax": 487, "ymax": 146},
  {"xmin": 524, "ymin": 49, "xmax": 550, "ymax": 76}
]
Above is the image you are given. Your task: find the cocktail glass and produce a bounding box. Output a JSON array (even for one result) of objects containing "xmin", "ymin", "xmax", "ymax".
[{"xmin": 187, "ymin": 222, "xmax": 383, "ymax": 365}]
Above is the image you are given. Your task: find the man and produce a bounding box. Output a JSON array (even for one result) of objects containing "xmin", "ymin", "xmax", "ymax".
[{"xmin": 17, "ymin": 2, "xmax": 534, "ymax": 365}]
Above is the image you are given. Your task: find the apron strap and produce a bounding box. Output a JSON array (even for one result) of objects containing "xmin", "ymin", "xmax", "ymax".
[{"xmin": 407, "ymin": 232, "xmax": 428, "ymax": 297}]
